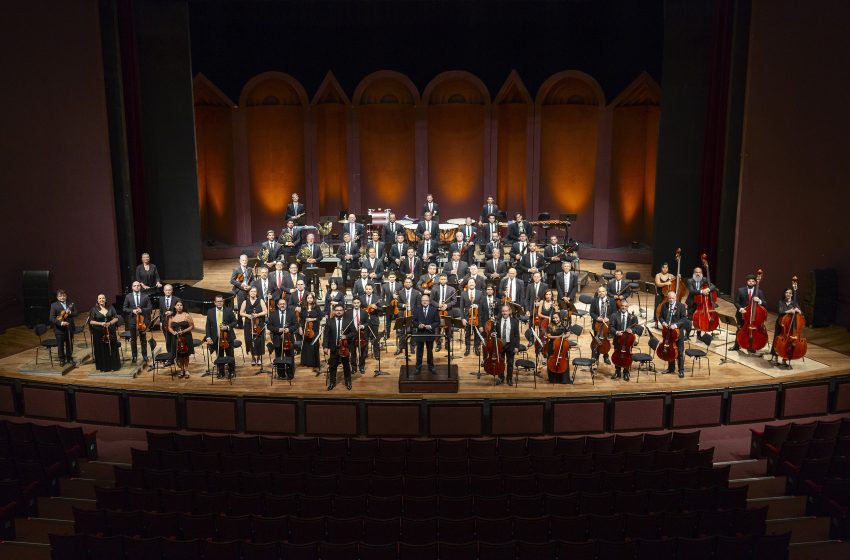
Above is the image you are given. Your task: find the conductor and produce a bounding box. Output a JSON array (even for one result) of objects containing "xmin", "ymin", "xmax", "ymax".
[{"xmin": 412, "ymin": 293, "xmax": 441, "ymax": 373}]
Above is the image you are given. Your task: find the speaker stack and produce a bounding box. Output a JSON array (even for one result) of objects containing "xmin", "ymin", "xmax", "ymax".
[{"xmin": 22, "ymin": 270, "xmax": 51, "ymax": 328}]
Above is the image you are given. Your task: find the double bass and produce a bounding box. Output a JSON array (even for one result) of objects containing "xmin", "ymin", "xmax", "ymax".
[
  {"xmin": 736, "ymin": 269, "xmax": 769, "ymax": 352},
  {"xmin": 656, "ymin": 301, "xmax": 680, "ymax": 362},
  {"xmin": 482, "ymin": 319, "xmax": 506, "ymax": 377},
  {"xmin": 692, "ymin": 253, "xmax": 720, "ymax": 332},
  {"xmin": 610, "ymin": 300, "xmax": 636, "ymax": 370},
  {"xmin": 773, "ymin": 276, "xmax": 808, "ymax": 361},
  {"xmin": 656, "ymin": 248, "xmax": 688, "ymax": 321}
]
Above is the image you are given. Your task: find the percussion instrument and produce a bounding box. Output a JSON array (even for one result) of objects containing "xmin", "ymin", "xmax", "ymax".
[
  {"xmin": 403, "ymin": 223, "xmax": 419, "ymax": 242},
  {"xmin": 439, "ymin": 223, "xmax": 458, "ymax": 243}
]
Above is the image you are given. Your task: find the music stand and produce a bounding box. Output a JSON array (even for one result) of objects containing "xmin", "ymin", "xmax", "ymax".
[
  {"xmin": 449, "ymin": 317, "xmax": 464, "ymax": 360},
  {"xmin": 719, "ymin": 313, "xmax": 737, "ymax": 364},
  {"xmin": 306, "ymin": 266, "xmax": 322, "ymax": 297},
  {"xmin": 394, "ymin": 316, "xmax": 413, "ymax": 378},
  {"xmin": 366, "ymin": 308, "xmax": 388, "ymax": 377}
]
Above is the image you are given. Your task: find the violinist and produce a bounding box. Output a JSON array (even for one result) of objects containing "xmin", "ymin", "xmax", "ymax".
[
  {"xmin": 589, "ymin": 286, "xmax": 615, "ymax": 366},
  {"xmin": 168, "ymin": 301, "xmax": 194, "ymax": 379},
  {"xmin": 499, "ymin": 268, "xmax": 525, "ymax": 309},
  {"xmin": 773, "ymin": 287, "xmax": 803, "ymax": 367},
  {"xmin": 444, "ymin": 251, "xmax": 469, "ymax": 287},
  {"xmin": 400, "ymin": 246, "xmax": 422, "ymax": 281},
  {"xmin": 363, "ymin": 246, "xmax": 385, "ymax": 286},
  {"xmin": 268, "ymin": 298, "xmax": 297, "ymax": 361},
  {"xmin": 417, "ymin": 230, "xmax": 438, "ymax": 267},
  {"xmin": 288, "ymin": 279, "xmax": 308, "ymax": 315},
  {"xmin": 89, "ymin": 293, "xmax": 120, "ymax": 372},
  {"xmin": 494, "ymin": 304, "xmax": 520, "ymax": 386},
  {"xmin": 484, "ymin": 247, "xmax": 507, "ymax": 286},
  {"xmin": 122, "ymin": 281, "xmax": 152, "ymax": 365},
  {"xmin": 686, "ymin": 266, "xmax": 718, "ymax": 337},
  {"xmin": 450, "ymin": 222, "xmax": 476, "ymax": 266},
  {"xmin": 545, "ymin": 312, "xmax": 569, "ymax": 384},
  {"xmin": 337, "ymin": 232, "xmax": 361, "ymax": 283},
  {"xmin": 607, "ymin": 269, "xmax": 631, "ymax": 300},
  {"xmin": 352, "ymin": 268, "xmax": 373, "ymax": 301},
  {"xmin": 259, "ymin": 229, "xmax": 282, "ymax": 268},
  {"xmin": 323, "ymin": 303, "xmax": 353, "ymax": 390},
  {"xmin": 396, "ymin": 277, "xmax": 421, "ymax": 354},
  {"xmin": 361, "ymin": 284, "xmax": 383, "ymax": 361},
  {"xmin": 159, "ymin": 284, "xmax": 180, "ymax": 364},
  {"xmin": 610, "ymin": 302, "xmax": 638, "ymax": 381},
  {"xmin": 382, "ymin": 272, "xmax": 401, "ymax": 345},
  {"xmin": 412, "ymin": 293, "xmax": 441, "ymax": 373},
  {"xmin": 461, "ymin": 264, "xmax": 486, "ymax": 292},
  {"xmin": 324, "ymin": 278, "xmax": 345, "ymax": 317},
  {"xmin": 659, "ymin": 290, "xmax": 688, "ymax": 377},
  {"xmin": 300, "ymin": 292, "xmax": 322, "ymax": 372},
  {"xmin": 731, "ymin": 274, "xmax": 766, "ymax": 351},
  {"xmin": 525, "ymin": 271, "xmax": 548, "ymax": 313},
  {"xmin": 240, "ymin": 286, "xmax": 268, "ymax": 366},
  {"xmin": 460, "ymin": 278, "xmax": 485, "ymax": 357},
  {"xmin": 230, "ymin": 254, "xmax": 254, "ymax": 328},
  {"xmin": 433, "ymin": 274, "xmax": 458, "ymax": 352},
  {"xmin": 50, "ymin": 289, "xmax": 78, "ymax": 367},
  {"xmin": 135, "ymin": 253, "xmax": 162, "ymax": 290},
  {"xmin": 555, "ymin": 261, "xmax": 579, "ymax": 307},
  {"xmin": 388, "ymin": 232, "xmax": 409, "ymax": 273},
  {"xmin": 204, "ymin": 295, "xmax": 237, "ymax": 379},
  {"xmin": 417, "ymin": 263, "xmax": 439, "ymax": 296},
  {"xmin": 347, "ymin": 296, "xmax": 370, "ymax": 374}
]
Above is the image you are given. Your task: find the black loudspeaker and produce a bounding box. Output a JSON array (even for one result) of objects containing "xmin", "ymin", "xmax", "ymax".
[
  {"xmin": 802, "ymin": 268, "xmax": 837, "ymax": 328},
  {"xmin": 23, "ymin": 270, "xmax": 51, "ymax": 328}
]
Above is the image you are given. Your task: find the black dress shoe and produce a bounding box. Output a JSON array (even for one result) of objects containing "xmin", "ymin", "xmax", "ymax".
[
  {"xmin": 603, "ymin": 355, "xmax": 611, "ymax": 365},
  {"xmin": 59, "ymin": 360, "xmax": 66, "ymax": 367},
  {"xmin": 394, "ymin": 349, "xmax": 402, "ymax": 356},
  {"xmin": 507, "ymin": 378, "xmax": 513, "ymax": 386},
  {"xmin": 665, "ymin": 366, "xmax": 675, "ymax": 374},
  {"xmin": 327, "ymin": 382, "xmax": 336, "ymax": 391},
  {"xmin": 495, "ymin": 377, "xmax": 504, "ymax": 385},
  {"xmin": 464, "ymin": 348, "xmax": 470, "ymax": 356},
  {"xmin": 730, "ymin": 344, "xmax": 740, "ymax": 351},
  {"xmin": 611, "ymin": 371, "xmax": 621, "ymax": 380},
  {"xmin": 624, "ymin": 372, "xmax": 630, "ymax": 382},
  {"xmin": 131, "ymin": 357, "xmax": 138, "ymax": 364},
  {"xmin": 678, "ymin": 371, "xmax": 685, "ymax": 378},
  {"xmin": 70, "ymin": 360, "xmax": 78, "ymax": 367},
  {"xmin": 428, "ymin": 367, "xmax": 436, "ymax": 374},
  {"xmin": 345, "ymin": 380, "xmax": 352, "ymax": 390}
]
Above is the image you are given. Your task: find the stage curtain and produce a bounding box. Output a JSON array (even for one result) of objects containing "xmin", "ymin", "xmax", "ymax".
[
  {"xmin": 538, "ymin": 104, "xmax": 599, "ymax": 242},
  {"xmin": 359, "ymin": 104, "xmax": 416, "ymax": 216},
  {"xmin": 496, "ymin": 103, "xmax": 528, "ymax": 216},
  {"xmin": 195, "ymin": 105, "xmax": 236, "ymax": 244},
  {"xmin": 315, "ymin": 103, "xmax": 349, "ymax": 217},
  {"xmin": 245, "ymin": 105, "xmax": 305, "ymax": 240},
  {"xmin": 427, "ymin": 104, "xmax": 486, "ymax": 219}
]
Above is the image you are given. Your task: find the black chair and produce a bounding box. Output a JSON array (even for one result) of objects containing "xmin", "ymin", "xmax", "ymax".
[
  {"xmin": 34, "ymin": 323, "xmax": 58, "ymax": 366},
  {"xmin": 602, "ymin": 261, "xmax": 617, "ymax": 282},
  {"xmin": 634, "ymin": 333, "xmax": 659, "ymax": 382},
  {"xmin": 577, "ymin": 294, "xmax": 595, "ymax": 328},
  {"xmin": 685, "ymin": 333, "xmax": 713, "ymax": 376},
  {"xmin": 514, "ymin": 358, "xmax": 537, "ymax": 389},
  {"xmin": 149, "ymin": 338, "xmax": 175, "ymax": 381}
]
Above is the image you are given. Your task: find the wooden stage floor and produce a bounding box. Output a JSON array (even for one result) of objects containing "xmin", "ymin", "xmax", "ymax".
[{"xmin": 1, "ymin": 259, "xmax": 848, "ymax": 400}]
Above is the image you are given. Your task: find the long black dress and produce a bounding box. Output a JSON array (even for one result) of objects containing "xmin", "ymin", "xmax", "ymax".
[
  {"xmin": 89, "ymin": 306, "xmax": 121, "ymax": 372},
  {"xmin": 171, "ymin": 320, "xmax": 194, "ymax": 359},
  {"xmin": 243, "ymin": 298, "xmax": 265, "ymax": 357},
  {"xmin": 324, "ymin": 290, "xmax": 345, "ymax": 316},
  {"xmin": 300, "ymin": 307, "xmax": 322, "ymax": 368}
]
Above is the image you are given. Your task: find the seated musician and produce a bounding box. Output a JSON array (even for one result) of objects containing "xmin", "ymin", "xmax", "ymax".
[
  {"xmin": 416, "ymin": 211, "xmax": 440, "ymax": 240},
  {"xmin": 443, "ymin": 250, "xmax": 468, "ymax": 287},
  {"xmin": 493, "ymin": 304, "xmax": 520, "ymax": 386},
  {"xmin": 337, "ymin": 232, "xmax": 361, "ymax": 285},
  {"xmin": 205, "ymin": 295, "xmax": 237, "ymax": 379},
  {"xmin": 607, "ymin": 269, "xmax": 631, "ymax": 300},
  {"xmin": 363, "ymin": 246, "xmax": 385, "ymax": 288},
  {"xmin": 610, "ymin": 302, "xmax": 638, "ymax": 381},
  {"xmin": 417, "ymin": 263, "xmax": 439, "ymax": 297},
  {"xmin": 388, "ymin": 232, "xmax": 409, "ymax": 272},
  {"xmin": 484, "ymin": 247, "xmax": 507, "ymax": 286},
  {"xmin": 686, "ymin": 266, "xmax": 718, "ymax": 337},
  {"xmin": 136, "ymin": 253, "xmax": 162, "ymax": 290},
  {"xmin": 517, "ymin": 242, "xmax": 543, "ymax": 284},
  {"xmin": 731, "ymin": 274, "xmax": 766, "ymax": 352},
  {"xmin": 659, "ymin": 290, "xmax": 688, "ymax": 377},
  {"xmin": 460, "ymin": 278, "xmax": 485, "ymax": 357},
  {"xmin": 417, "ymin": 230, "xmax": 438, "ymax": 267},
  {"xmin": 278, "ymin": 219, "xmax": 299, "ymax": 258},
  {"xmin": 259, "ymin": 229, "xmax": 282, "ymax": 268},
  {"xmin": 510, "ymin": 232, "xmax": 530, "ymax": 263},
  {"xmin": 773, "ymin": 287, "xmax": 802, "ymax": 367},
  {"xmin": 507, "ymin": 212, "xmax": 531, "ymax": 243},
  {"xmin": 432, "ymin": 273, "xmax": 458, "ymax": 352},
  {"xmin": 589, "ymin": 286, "xmax": 614, "ymax": 366},
  {"xmin": 285, "ymin": 192, "xmax": 305, "ymax": 221},
  {"xmin": 399, "ymin": 246, "xmax": 422, "ymax": 281},
  {"xmin": 480, "ymin": 196, "xmax": 499, "ymax": 224},
  {"xmin": 421, "ymin": 193, "xmax": 439, "ymax": 219}
]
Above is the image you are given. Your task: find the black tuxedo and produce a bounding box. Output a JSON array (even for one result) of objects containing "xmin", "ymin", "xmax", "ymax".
[
  {"xmin": 342, "ymin": 222, "xmax": 364, "ymax": 243},
  {"xmin": 346, "ymin": 307, "xmax": 378, "ymax": 370},
  {"xmin": 285, "ymin": 202, "xmax": 306, "ymax": 220},
  {"xmin": 399, "ymin": 256, "xmax": 422, "ymax": 280},
  {"xmin": 412, "ymin": 303, "xmax": 441, "ymax": 369},
  {"xmin": 416, "ymin": 239, "xmax": 438, "ymax": 266},
  {"xmin": 607, "ymin": 278, "xmax": 631, "ymax": 300},
  {"xmin": 397, "ymin": 288, "xmax": 421, "ymax": 317},
  {"xmin": 499, "ymin": 277, "xmax": 526, "ymax": 307},
  {"xmin": 525, "ymin": 282, "xmax": 549, "ymax": 312},
  {"xmin": 510, "ymin": 241, "xmax": 530, "ymax": 262},
  {"xmin": 251, "ymin": 277, "xmax": 274, "ymax": 303},
  {"xmin": 611, "ymin": 309, "xmax": 639, "ymax": 373},
  {"xmin": 544, "ymin": 244, "xmax": 567, "ymax": 276},
  {"xmin": 484, "ymin": 258, "xmax": 507, "ymax": 284},
  {"xmin": 260, "ymin": 240, "xmax": 282, "ymax": 265},
  {"xmin": 492, "ymin": 315, "xmax": 520, "ymax": 381},
  {"xmin": 382, "ymin": 281, "xmax": 401, "ymax": 308},
  {"xmin": 352, "ymin": 277, "xmax": 374, "ymax": 300},
  {"xmin": 277, "ymin": 226, "xmax": 301, "ymax": 254},
  {"xmin": 123, "ymin": 291, "xmax": 153, "ymax": 360},
  {"xmin": 205, "ymin": 306, "xmax": 238, "ymax": 373},
  {"xmin": 323, "ymin": 315, "xmax": 354, "ymax": 386},
  {"xmin": 230, "ymin": 265, "xmax": 255, "ymax": 320},
  {"xmin": 388, "ymin": 242, "xmax": 409, "ymax": 271},
  {"xmin": 281, "ymin": 272, "xmax": 305, "ymax": 297},
  {"xmin": 481, "ymin": 204, "xmax": 500, "ymax": 222},
  {"xmin": 268, "ymin": 271, "xmax": 288, "ymax": 301},
  {"xmin": 555, "ymin": 271, "xmax": 579, "ymax": 304},
  {"xmin": 517, "ymin": 251, "xmax": 544, "ymax": 283},
  {"xmin": 337, "ymin": 240, "xmax": 361, "ymax": 281},
  {"xmin": 485, "ymin": 241, "xmax": 504, "ymax": 257},
  {"xmin": 421, "ymin": 202, "xmax": 439, "ymax": 218},
  {"xmin": 367, "ymin": 240, "xmax": 387, "ymax": 262},
  {"xmin": 49, "ymin": 300, "xmax": 78, "ymax": 362},
  {"xmin": 482, "ymin": 221, "xmax": 501, "ymax": 243},
  {"xmin": 461, "ymin": 273, "xmax": 485, "ymax": 292},
  {"xmin": 460, "ymin": 288, "xmax": 486, "ymax": 350},
  {"xmin": 299, "ymin": 243, "xmax": 323, "ymax": 293},
  {"xmin": 416, "ymin": 220, "xmax": 440, "ymax": 240},
  {"xmin": 288, "ymin": 290, "xmax": 309, "ymax": 313},
  {"xmin": 363, "ymin": 257, "xmax": 385, "ymax": 285},
  {"xmin": 589, "ymin": 296, "xmax": 615, "ymax": 324},
  {"xmin": 735, "ymin": 286, "xmax": 766, "ymax": 324},
  {"xmin": 507, "ymin": 220, "xmax": 531, "ymax": 242},
  {"xmin": 417, "ymin": 273, "xmax": 439, "ymax": 296},
  {"xmin": 443, "ymin": 259, "xmax": 469, "ymax": 285},
  {"xmin": 659, "ymin": 301, "xmax": 689, "ymax": 371},
  {"xmin": 383, "ymin": 221, "xmax": 404, "ymax": 245},
  {"xmin": 267, "ymin": 307, "xmax": 298, "ymax": 359},
  {"xmin": 159, "ymin": 294, "xmax": 182, "ymax": 352},
  {"xmin": 449, "ymin": 240, "xmax": 475, "ymax": 266}
]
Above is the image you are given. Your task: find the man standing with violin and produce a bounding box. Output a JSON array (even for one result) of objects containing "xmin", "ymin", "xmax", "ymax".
[
  {"xmin": 123, "ymin": 281, "xmax": 152, "ymax": 365},
  {"xmin": 347, "ymin": 296, "xmax": 370, "ymax": 374},
  {"xmin": 659, "ymin": 290, "xmax": 688, "ymax": 377},
  {"xmin": 610, "ymin": 303, "xmax": 638, "ymax": 381},
  {"xmin": 731, "ymin": 274, "xmax": 766, "ymax": 351},
  {"xmin": 433, "ymin": 273, "xmax": 457, "ymax": 352},
  {"xmin": 361, "ymin": 284, "xmax": 382, "ymax": 361},
  {"xmin": 230, "ymin": 254, "xmax": 254, "ymax": 328},
  {"xmin": 607, "ymin": 269, "xmax": 631, "ymax": 300},
  {"xmin": 493, "ymin": 304, "xmax": 520, "ymax": 386},
  {"xmin": 205, "ymin": 295, "xmax": 237, "ymax": 379},
  {"xmin": 323, "ymin": 303, "xmax": 353, "ymax": 390},
  {"xmin": 460, "ymin": 278, "xmax": 485, "ymax": 357},
  {"xmin": 267, "ymin": 298, "xmax": 297, "ymax": 379},
  {"xmin": 50, "ymin": 289, "xmax": 78, "ymax": 367},
  {"xmin": 413, "ymin": 293, "xmax": 441, "ymax": 373}
]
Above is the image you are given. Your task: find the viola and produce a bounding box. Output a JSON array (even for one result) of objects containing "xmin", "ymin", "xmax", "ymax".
[
  {"xmin": 656, "ymin": 248, "xmax": 689, "ymax": 322},
  {"xmin": 304, "ymin": 316, "xmax": 315, "ymax": 339},
  {"xmin": 773, "ymin": 275, "xmax": 808, "ymax": 361},
  {"xmin": 219, "ymin": 327, "xmax": 230, "ymax": 350},
  {"xmin": 390, "ymin": 297, "xmax": 399, "ymax": 316},
  {"xmin": 338, "ymin": 336, "xmax": 350, "ymax": 358},
  {"xmin": 692, "ymin": 253, "xmax": 720, "ymax": 332},
  {"xmin": 282, "ymin": 329, "xmax": 293, "ymax": 352},
  {"xmin": 468, "ymin": 303, "xmax": 479, "ymax": 328},
  {"xmin": 136, "ymin": 309, "xmax": 148, "ymax": 333},
  {"xmin": 482, "ymin": 320, "xmax": 506, "ymax": 377},
  {"xmin": 176, "ymin": 328, "xmax": 188, "ymax": 354},
  {"xmin": 252, "ymin": 316, "xmax": 261, "ymax": 336},
  {"xmin": 736, "ymin": 269, "xmax": 769, "ymax": 352},
  {"xmin": 547, "ymin": 333, "xmax": 570, "ymax": 375}
]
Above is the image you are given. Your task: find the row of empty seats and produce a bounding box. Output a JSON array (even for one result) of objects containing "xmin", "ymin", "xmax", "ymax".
[
  {"xmin": 49, "ymin": 532, "xmax": 793, "ymax": 560},
  {"xmin": 749, "ymin": 417, "xmax": 850, "ymax": 458},
  {"xmin": 146, "ymin": 431, "xmax": 701, "ymax": 458}
]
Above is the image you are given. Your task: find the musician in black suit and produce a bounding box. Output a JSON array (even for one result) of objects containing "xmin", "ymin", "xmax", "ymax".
[
  {"xmin": 267, "ymin": 298, "xmax": 298, "ymax": 380},
  {"xmin": 659, "ymin": 290, "xmax": 689, "ymax": 377},
  {"xmin": 251, "ymin": 268, "xmax": 274, "ymax": 308},
  {"xmin": 205, "ymin": 295, "xmax": 237, "ymax": 378},
  {"xmin": 363, "ymin": 246, "xmax": 385, "ymax": 288},
  {"xmin": 417, "ymin": 263, "xmax": 439, "ymax": 298},
  {"xmin": 269, "ymin": 262, "xmax": 288, "ymax": 301},
  {"xmin": 122, "ymin": 281, "xmax": 153, "ymax": 364},
  {"xmin": 773, "ymin": 286, "xmax": 802, "ymax": 366},
  {"xmin": 517, "ymin": 243, "xmax": 544, "ymax": 284},
  {"xmin": 383, "ymin": 213, "xmax": 405, "ymax": 245},
  {"xmin": 543, "ymin": 235, "xmax": 567, "ymax": 278},
  {"xmin": 480, "ymin": 196, "xmax": 499, "ymax": 224},
  {"xmin": 337, "ymin": 232, "xmax": 361, "ymax": 285},
  {"xmin": 499, "ymin": 268, "xmax": 525, "ymax": 310},
  {"xmin": 412, "ymin": 294, "xmax": 441, "ymax": 372},
  {"xmin": 485, "ymin": 236, "xmax": 504, "ymax": 259},
  {"xmin": 524, "ymin": 272, "xmax": 549, "ymax": 313},
  {"xmin": 323, "ymin": 303, "xmax": 354, "ymax": 390},
  {"xmin": 342, "ymin": 214, "xmax": 364, "ymax": 244},
  {"xmin": 299, "ymin": 234, "xmax": 323, "ymax": 293},
  {"xmin": 360, "ymin": 284, "xmax": 383, "ymax": 361},
  {"xmin": 49, "ymin": 289, "xmax": 78, "ymax": 367},
  {"xmin": 589, "ymin": 286, "xmax": 615, "ymax": 365},
  {"xmin": 136, "ymin": 253, "xmax": 162, "ymax": 290},
  {"xmin": 399, "ymin": 247, "xmax": 422, "ymax": 281},
  {"xmin": 461, "ymin": 265, "xmax": 486, "ymax": 292},
  {"xmin": 281, "ymin": 262, "xmax": 306, "ymax": 297},
  {"xmin": 259, "ymin": 230, "xmax": 283, "ymax": 268},
  {"xmin": 367, "ymin": 231, "xmax": 387, "ymax": 264},
  {"xmin": 230, "ymin": 254, "xmax": 254, "ymax": 327},
  {"xmin": 284, "ymin": 192, "xmax": 305, "ymax": 221},
  {"xmin": 417, "ymin": 231, "xmax": 439, "ymax": 268},
  {"xmin": 554, "ymin": 261, "xmax": 579, "ymax": 305},
  {"xmin": 388, "ymin": 232, "xmax": 409, "ymax": 273},
  {"xmin": 352, "ymin": 269, "xmax": 374, "ymax": 301},
  {"xmin": 460, "ymin": 278, "xmax": 486, "ymax": 356},
  {"xmin": 731, "ymin": 273, "xmax": 766, "ymax": 351},
  {"xmin": 484, "ymin": 248, "xmax": 507, "ymax": 286},
  {"xmin": 443, "ymin": 251, "xmax": 469, "ymax": 286},
  {"xmin": 607, "ymin": 269, "xmax": 631, "ymax": 300},
  {"xmin": 421, "ymin": 193, "xmax": 439, "ymax": 219},
  {"xmin": 482, "ymin": 214, "xmax": 501, "ymax": 244},
  {"xmin": 346, "ymin": 296, "xmax": 370, "ymax": 373},
  {"xmin": 507, "ymin": 213, "xmax": 531, "ymax": 243},
  {"xmin": 288, "ymin": 279, "xmax": 309, "ymax": 314},
  {"xmin": 158, "ymin": 284, "xmax": 181, "ymax": 360},
  {"xmin": 492, "ymin": 304, "xmax": 521, "ymax": 385},
  {"xmin": 510, "ymin": 232, "xmax": 530, "ymax": 263},
  {"xmin": 395, "ymin": 278, "xmax": 421, "ymax": 354},
  {"xmin": 456, "ymin": 219, "xmax": 478, "ymax": 265},
  {"xmin": 610, "ymin": 303, "xmax": 639, "ymax": 381},
  {"xmin": 416, "ymin": 212, "xmax": 439, "ymax": 240}
]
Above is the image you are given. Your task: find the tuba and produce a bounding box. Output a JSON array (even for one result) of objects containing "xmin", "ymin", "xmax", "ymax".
[{"xmin": 298, "ymin": 244, "xmax": 312, "ymax": 263}]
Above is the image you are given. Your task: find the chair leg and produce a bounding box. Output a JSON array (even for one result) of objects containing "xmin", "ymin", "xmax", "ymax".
[{"xmin": 35, "ymin": 347, "xmax": 39, "ymax": 365}]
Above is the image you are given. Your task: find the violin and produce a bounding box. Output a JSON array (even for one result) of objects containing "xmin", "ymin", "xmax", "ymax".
[
  {"xmin": 304, "ymin": 314, "xmax": 315, "ymax": 339},
  {"xmin": 366, "ymin": 303, "xmax": 378, "ymax": 315},
  {"xmin": 219, "ymin": 326, "xmax": 230, "ymax": 350},
  {"xmin": 282, "ymin": 328, "xmax": 293, "ymax": 352},
  {"xmin": 547, "ymin": 332, "xmax": 570, "ymax": 376},
  {"xmin": 773, "ymin": 275, "xmax": 808, "ymax": 361},
  {"xmin": 252, "ymin": 316, "xmax": 261, "ymax": 336},
  {"xmin": 176, "ymin": 323, "xmax": 188, "ymax": 354},
  {"xmin": 736, "ymin": 269, "xmax": 769, "ymax": 352},
  {"xmin": 482, "ymin": 319, "xmax": 506, "ymax": 377},
  {"xmin": 421, "ymin": 276, "xmax": 435, "ymax": 291},
  {"xmin": 390, "ymin": 297, "xmax": 399, "ymax": 316},
  {"xmin": 338, "ymin": 336, "xmax": 350, "ymax": 358},
  {"xmin": 610, "ymin": 301, "xmax": 636, "ymax": 370},
  {"xmin": 692, "ymin": 253, "xmax": 720, "ymax": 332},
  {"xmin": 236, "ymin": 272, "xmax": 245, "ymax": 284},
  {"xmin": 136, "ymin": 309, "xmax": 148, "ymax": 333},
  {"xmin": 468, "ymin": 303, "xmax": 479, "ymax": 328},
  {"xmin": 56, "ymin": 304, "xmax": 73, "ymax": 323},
  {"xmin": 356, "ymin": 314, "xmax": 368, "ymax": 348},
  {"xmin": 656, "ymin": 248, "xmax": 688, "ymax": 322},
  {"xmin": 101, "ymin": 313, "xmax": 113, "ymax": 344}
]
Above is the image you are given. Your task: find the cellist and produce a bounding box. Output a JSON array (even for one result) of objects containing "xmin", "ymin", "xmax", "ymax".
[
  {"xmin": 545, "ymin": 312, "xmax": 570, "ymax": 384},
  {"xmin": 659, "ymin": 291, "xmax": 688, "ymax": 377},
  {"xmin": 772, "ymin": 287, "xmax": 803, "ymax": 367},
  {"xmin": 589, "ymin": 286, "xmax": 615, "ymax": 365},
  {"xmin": 731, "ymin": 274, "xmax": 766, "ymax": 351},
  {"xmin": 686, "ymin": 266, "xmax": 718, "ymax": 338},
  {"xmin": 610, "ymin": 301, "xmax": 638, "ymax": 381}
]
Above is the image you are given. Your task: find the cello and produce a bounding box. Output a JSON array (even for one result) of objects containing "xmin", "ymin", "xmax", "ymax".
[
  {"xmin": 656, "ymin": 298, "xmax": 680, "ymax": 363},
  {"xmin": 692, "ymin": 253, "xmax": 720, "ymax": 332},
  {"xmin": 610, "ymin": 299, "xmax": 636, "ymax": 370},
  {"xmin": 547, "ymin": 332, "xmax": 570, "ymax": 378},
  {"xmin": 736, "ymin": 269, "xmax": 769, "ymax": 352},
  {"xmin": 482, "ymin": 319, "xmax": 506, "ymax": 377},
  {"xmin": 773, "ymin": 276, "xmax": 808, "ymax": 362},
  {"xmin": 656, "ymin": 248, "xmax": 688, "ymax": 321},
  {"xmin": 590, "ymin": 297, "xmax": 611, "ymax": 358}
]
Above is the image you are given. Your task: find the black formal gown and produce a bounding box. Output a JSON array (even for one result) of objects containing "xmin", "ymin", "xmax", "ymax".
[
  {"xmin": 172, "ymin": 320, "xmax": 194, "ymax": 359},
  {"xmin": 243, "ymin": 298, "xmax": 265, "ymax": 356},
  {"xmin": 324, "ymin": 290, "xmax": 345, "ymax": 316},
  {"xmin": 89, "ymin": 306, "xmax": 121, "ymax": 372},
  {"xmin": 300, "ymin": 308, "xmax": 322, "ymax": 368}
]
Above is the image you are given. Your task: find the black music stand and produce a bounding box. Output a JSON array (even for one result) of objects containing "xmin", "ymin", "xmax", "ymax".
[
  {"xmin": 366, "ymin": 307, "xmax": 388, "ymax": 377},
  {"xmin": 719, "ymin": 313, "xmax": 737, "ymax": 364},
  {"xmin": 448, "ymin": 317, "xmax": 464, "ymax": 360},
  {"xmin": 305, "ymin": 266, "xmax": 322, "ymax": 297},
  {"xmin": 395, "ymin": 316, "xmax": 413, "ymax": 378}
]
